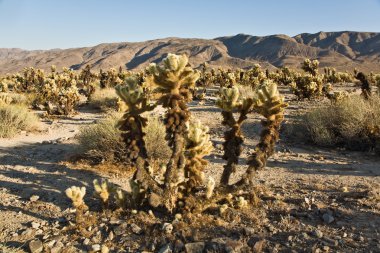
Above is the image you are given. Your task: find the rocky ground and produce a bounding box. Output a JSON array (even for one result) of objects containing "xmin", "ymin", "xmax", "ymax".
[{"xmin": 0, "ymin": 86, "xmax": 379, "ymax": 253}]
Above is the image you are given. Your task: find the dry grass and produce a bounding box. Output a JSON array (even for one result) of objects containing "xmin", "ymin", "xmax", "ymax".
[
  {"xmin": 76, "ymin": 113, "xmax": 170, "ymax": 165},
  {"xmin": 87, "ymin": 88, "xmax": 119, "ymax": 111},
  {"xmin": 0, "ymin": 103, "xmax": 40, "ymax": 138},
  {"xmin": 302, "ymin": 95, "xmax": 380, "ymax": 153}
]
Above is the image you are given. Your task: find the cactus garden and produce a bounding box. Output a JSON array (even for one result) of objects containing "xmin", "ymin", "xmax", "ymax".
[{"xmin": 0, "ymin": 53, "xmax": 379, "ymax": 253}]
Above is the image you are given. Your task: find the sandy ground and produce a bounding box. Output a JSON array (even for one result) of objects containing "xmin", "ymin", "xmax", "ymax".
[{"xmin": 0, "ymin": 86, "xmax": 379, "ymax": 252}]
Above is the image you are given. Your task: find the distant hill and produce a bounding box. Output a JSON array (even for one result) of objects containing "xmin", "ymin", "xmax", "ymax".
[{"xmin": 1, "ymin": 31, "xmax": 379, "ymax": 74}]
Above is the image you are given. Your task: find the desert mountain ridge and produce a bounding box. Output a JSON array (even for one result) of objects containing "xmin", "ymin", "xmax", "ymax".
[{"xmin": 1, "ymin": 31, "xmax": 380, "ymax": 74}]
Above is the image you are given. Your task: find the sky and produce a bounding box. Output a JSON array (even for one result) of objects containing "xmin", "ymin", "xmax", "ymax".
[{"xmin": 0, "ymin": 0, "xmax": 380, "ymax": 50}]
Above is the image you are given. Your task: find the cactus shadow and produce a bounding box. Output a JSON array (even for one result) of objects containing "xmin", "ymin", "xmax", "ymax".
[{"xmin": 0, "ymin": 142, "xmax": 101, "ymax": 221}]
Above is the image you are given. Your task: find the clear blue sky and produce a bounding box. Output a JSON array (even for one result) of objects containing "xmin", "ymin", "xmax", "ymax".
[{"xmin": 1, "ymin": 0, "xmax": 380, "ymax": 50}]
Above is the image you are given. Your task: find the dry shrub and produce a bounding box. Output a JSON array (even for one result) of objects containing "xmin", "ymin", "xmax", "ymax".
[
  {"xmin": 88, "ymin": 88, "xmax": 119, "ymax": 110},
  {"xmin": 77, "ymin": 113, "xmax": 170, "ymax": 165},
  {"xmin": 303, "ymin": 95, "xmax": 380, "ymax": 153},
  {"xmin": 77, "ymin": 112, "xmax": 125, "ymax": 164},
  {"xmin": 0, "ymin": 103, "xmax": 40, "ymax": 138},
  {"xmin": 144, "ymin": 116, "xmax": 171, "ymax": 162}
]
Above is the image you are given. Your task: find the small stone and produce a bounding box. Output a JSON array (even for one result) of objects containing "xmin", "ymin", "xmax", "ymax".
[
  {"xmin": 46, "ymin": 240, "xmax": 56, "ymax": 248},
  {"xmin": 162, "ymin": 223, "xmax": 173, "ymax": 234},
  {"xmin": 92, "ymin": 244, "xmax": 101, "ymax": 252},
  {"xmin": 11, "ymin": 232, "xmax": 18, "ymax": 237},
  {"xmin": 288, "ymin": 236, "xmax": 293, "ymax": 241},
  {"xmin": 322, "ymin": 213, "xmax": 334, "ymax": 224},
  {"xmin": 51, "ymin": 245, "xmax": 63, "ymax": 253},
  {"xmin": 29, "ymin": 240, "xmax": 43, "ymax": 253},
  {"xmin": 343, "ymin": 232, "xmax": 347, "ymax": 238},
  {"xmin": 158, "ymin": 244, "xmax": 172, "ymax": 253},
  {"xmin": 83, "ymin": 238, "xmax": 90, "ymax": 245},
  {"xmin": 302, "ymin": 233, "xmax": 309, "ymax": 239},
  {"xmin": 314, "ymin": 229, "xmax": 323, "ymax": 238},
  {"xmin": 131, "ymin": 223, "xmax": 143, "ymax": 235},
  {"xmin": 113, "ymin": 223, "xmax": 128, "ymax": 236},
  {"xmin": 31, "ymin": 222, "xmax": 40, "ymax": 229},
  {"xmin": 323, "ymin": 246, "xmax": 330, "ymax": 251},
  {"xmin": 101, "ymin": 245, "xmax": 109, "ymax": 253},
  {"xmin": 107, "ymin": 231, "xmax": 114, "ymax": 241},
  {"xmin": 185, "ymin": 242, "xmax": 205, "ymax": 253},
  {"xmin": 30, "ymin": 195, "xmax": 40, "ymax": 202}
]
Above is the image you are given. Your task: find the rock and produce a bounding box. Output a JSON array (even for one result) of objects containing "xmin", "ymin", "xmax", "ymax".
[
  {"xmin": 51, "ymin": 245, "xmax": 63, "ymax": 253},
  {"xmin": 158, "ymin": 244, "xmax": 172, "ymax": 253},
  {"xmin": 185, "ymin": 242, "xmax": 205, "ymax": 253},
  {"xmin": 313, "ymin": 229, "xmax": 323, "ymax": 238},
  {"xmin": 11, "ymin": 232, "xmax": 18, "ymax": 237},
  {"xmin": 83, "ymin": 238, "xmax": 90, "ymax": 245},
  {"xmin": 130, "ymin": 223, "xmax": 143, "ymax": 235},
  {"xmin": 31, "ymin": 222, "xmax": 40, "ymax": 229},
  {"xmin": 22, "ymin": 228, "xmax": 34, "ymax": 236},
  {"xmin": 113, "ymin": 223, "xmax": 128, "ymax": 236},
  {"xmin": 30, "ymin": 195, "xmax": 40, "ymax": 202},
  {"xmin": 253, "ymin": 239, "xmax": 266, "ymax": 253},
  {"xmin": 225, "ymin": 239, "xmax": 244, "ymax": 252},
  {"xmin": 322, "ymin": 213, "xmax": 334, "ymax": 224},
  {"xmin": 92, "ymin": 244, "xmax": 101, "ymax": 252},
  {"xmin": 107, "ymin": 231, "xmax": 114, "ymax": 241},
  {"xmin": 162, "ymin": 223, "xmax": 173, "ymax": 235},
  {"xmin": 46, "ymin": 240, "xmax": 56, "ymax": 248},
  {"xmin": 101, "ymin": 245, "xmax": 109, "ymax": 253},
  {"xmin": 29, "ymin": 240, "xmax": 43, "ymax": 253}
]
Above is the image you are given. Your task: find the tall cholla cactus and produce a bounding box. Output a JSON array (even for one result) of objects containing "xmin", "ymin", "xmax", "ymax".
[
  {"xmin": 144, "ymin": 54, "xmax": 200, "ymax": 211},
  {"xmin": 240, "ymin": 80, "xmax": 287, "ymax": 185},
  {"xmin": 115, "ymin": 77, "xmax": 155, "ymax": 163},
  {"xmin": 216, "ymin": 86, "xmax": 241, "ymax": 111},
  {"xmin": 216, "ymin": 86, "xmax": 254, "ymax": 185},
  {"xmin": 184, "ymin": 120, "xmax": 213, "ymax": 189}
]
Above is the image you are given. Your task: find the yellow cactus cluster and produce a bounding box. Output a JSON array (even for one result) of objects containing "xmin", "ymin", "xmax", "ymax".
[
  {"xmin": 147, "ymin": 54, "xmax": 199, "ymax": 98},
  {"xmin": 185, "ymin": 120, "xmax": 213, "ymax": 186},
  {"xmin": 93, "ymin": 179, "xmax": 115, "ymax": 205},
  {"xmin": 65, "ymin": 186, "xmax": 86, "ymax": 208},
  {"xmin": 115, "ymin": 77, "xmax": 144, "ymax": 108},
  {"xmin": 216, "ymin": 86, "xmax": 241, "ymax": 112},
  {"xmin": 253, "ymin": 80, "xmax": 287, "ymax": 119}
]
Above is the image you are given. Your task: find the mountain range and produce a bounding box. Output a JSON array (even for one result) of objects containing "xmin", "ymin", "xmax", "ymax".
[{"xmin": 0, "ymin": 31, "xmax": 379, "ymax": 74}]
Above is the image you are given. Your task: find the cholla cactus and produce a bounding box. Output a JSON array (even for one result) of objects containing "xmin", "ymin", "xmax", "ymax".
[
  {"xmin": 205, "ymin": 177, "xmax": 215, "ymax": 199},
  {"xmin": 93, "ymin": 179, "xmax": 115, "ymax": 206},
  {"xmin": 141, "ymin": 54, "xmax": 199, "ymax": 211},
  {"xmin": 356, "ymin": 72, "xmax": 372, "ymax": 100},
  {"xmin": 216, "ymin": 86, "xmax": 254, "ymax": 185},
  {"xmin": 216, "ymin": 86, "xmax": 241, "ymax": 112},
  {"xmin": 240, "ymin": 80, "xmax": 287, "ymax": 185},
  {"xmin": 114, "ymin": 189, "xmax": 126, "ymax": 208},
  {"xmin": 65, "ymin": 186, "xmax": 87, "ymax": 209},
  {"xmin": 115, "ymin": 76, "xmax": 155, "ymax": 163},
  {"xmin": 301, "ymin": 59, "xmax": 319, "ymax": 76},
  {"xmin": 0, "ymin": 93, "xmax": 13, "ymax": 105},
  {"xmin": 237, "ymin": 196, "xmax": 248, "ymax": 209},
  {"xmin": 376, "ymin": 75, "xmax": 380, "ymax": 95},
  {"xmin": 290, "ymin": 73, "xmax": 325, "ymax": 99},
  {"xmin": 184, "ymin": 120, "xmax": 213, "ymax": 188}
]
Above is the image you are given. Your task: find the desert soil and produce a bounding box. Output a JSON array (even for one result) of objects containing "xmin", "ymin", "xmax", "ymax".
[{"xmin": 0, "ymin": 85, "xmax": 379, "ymax": 253}]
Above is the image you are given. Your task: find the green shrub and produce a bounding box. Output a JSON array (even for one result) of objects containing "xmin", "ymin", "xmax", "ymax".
[
  {"xmin": 0, "ymin": 103, "xmax": 40, "ymax": 138},
  {"xmin": 302, "ymin": 95, "xmax": 380, "ymax": 153}
]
